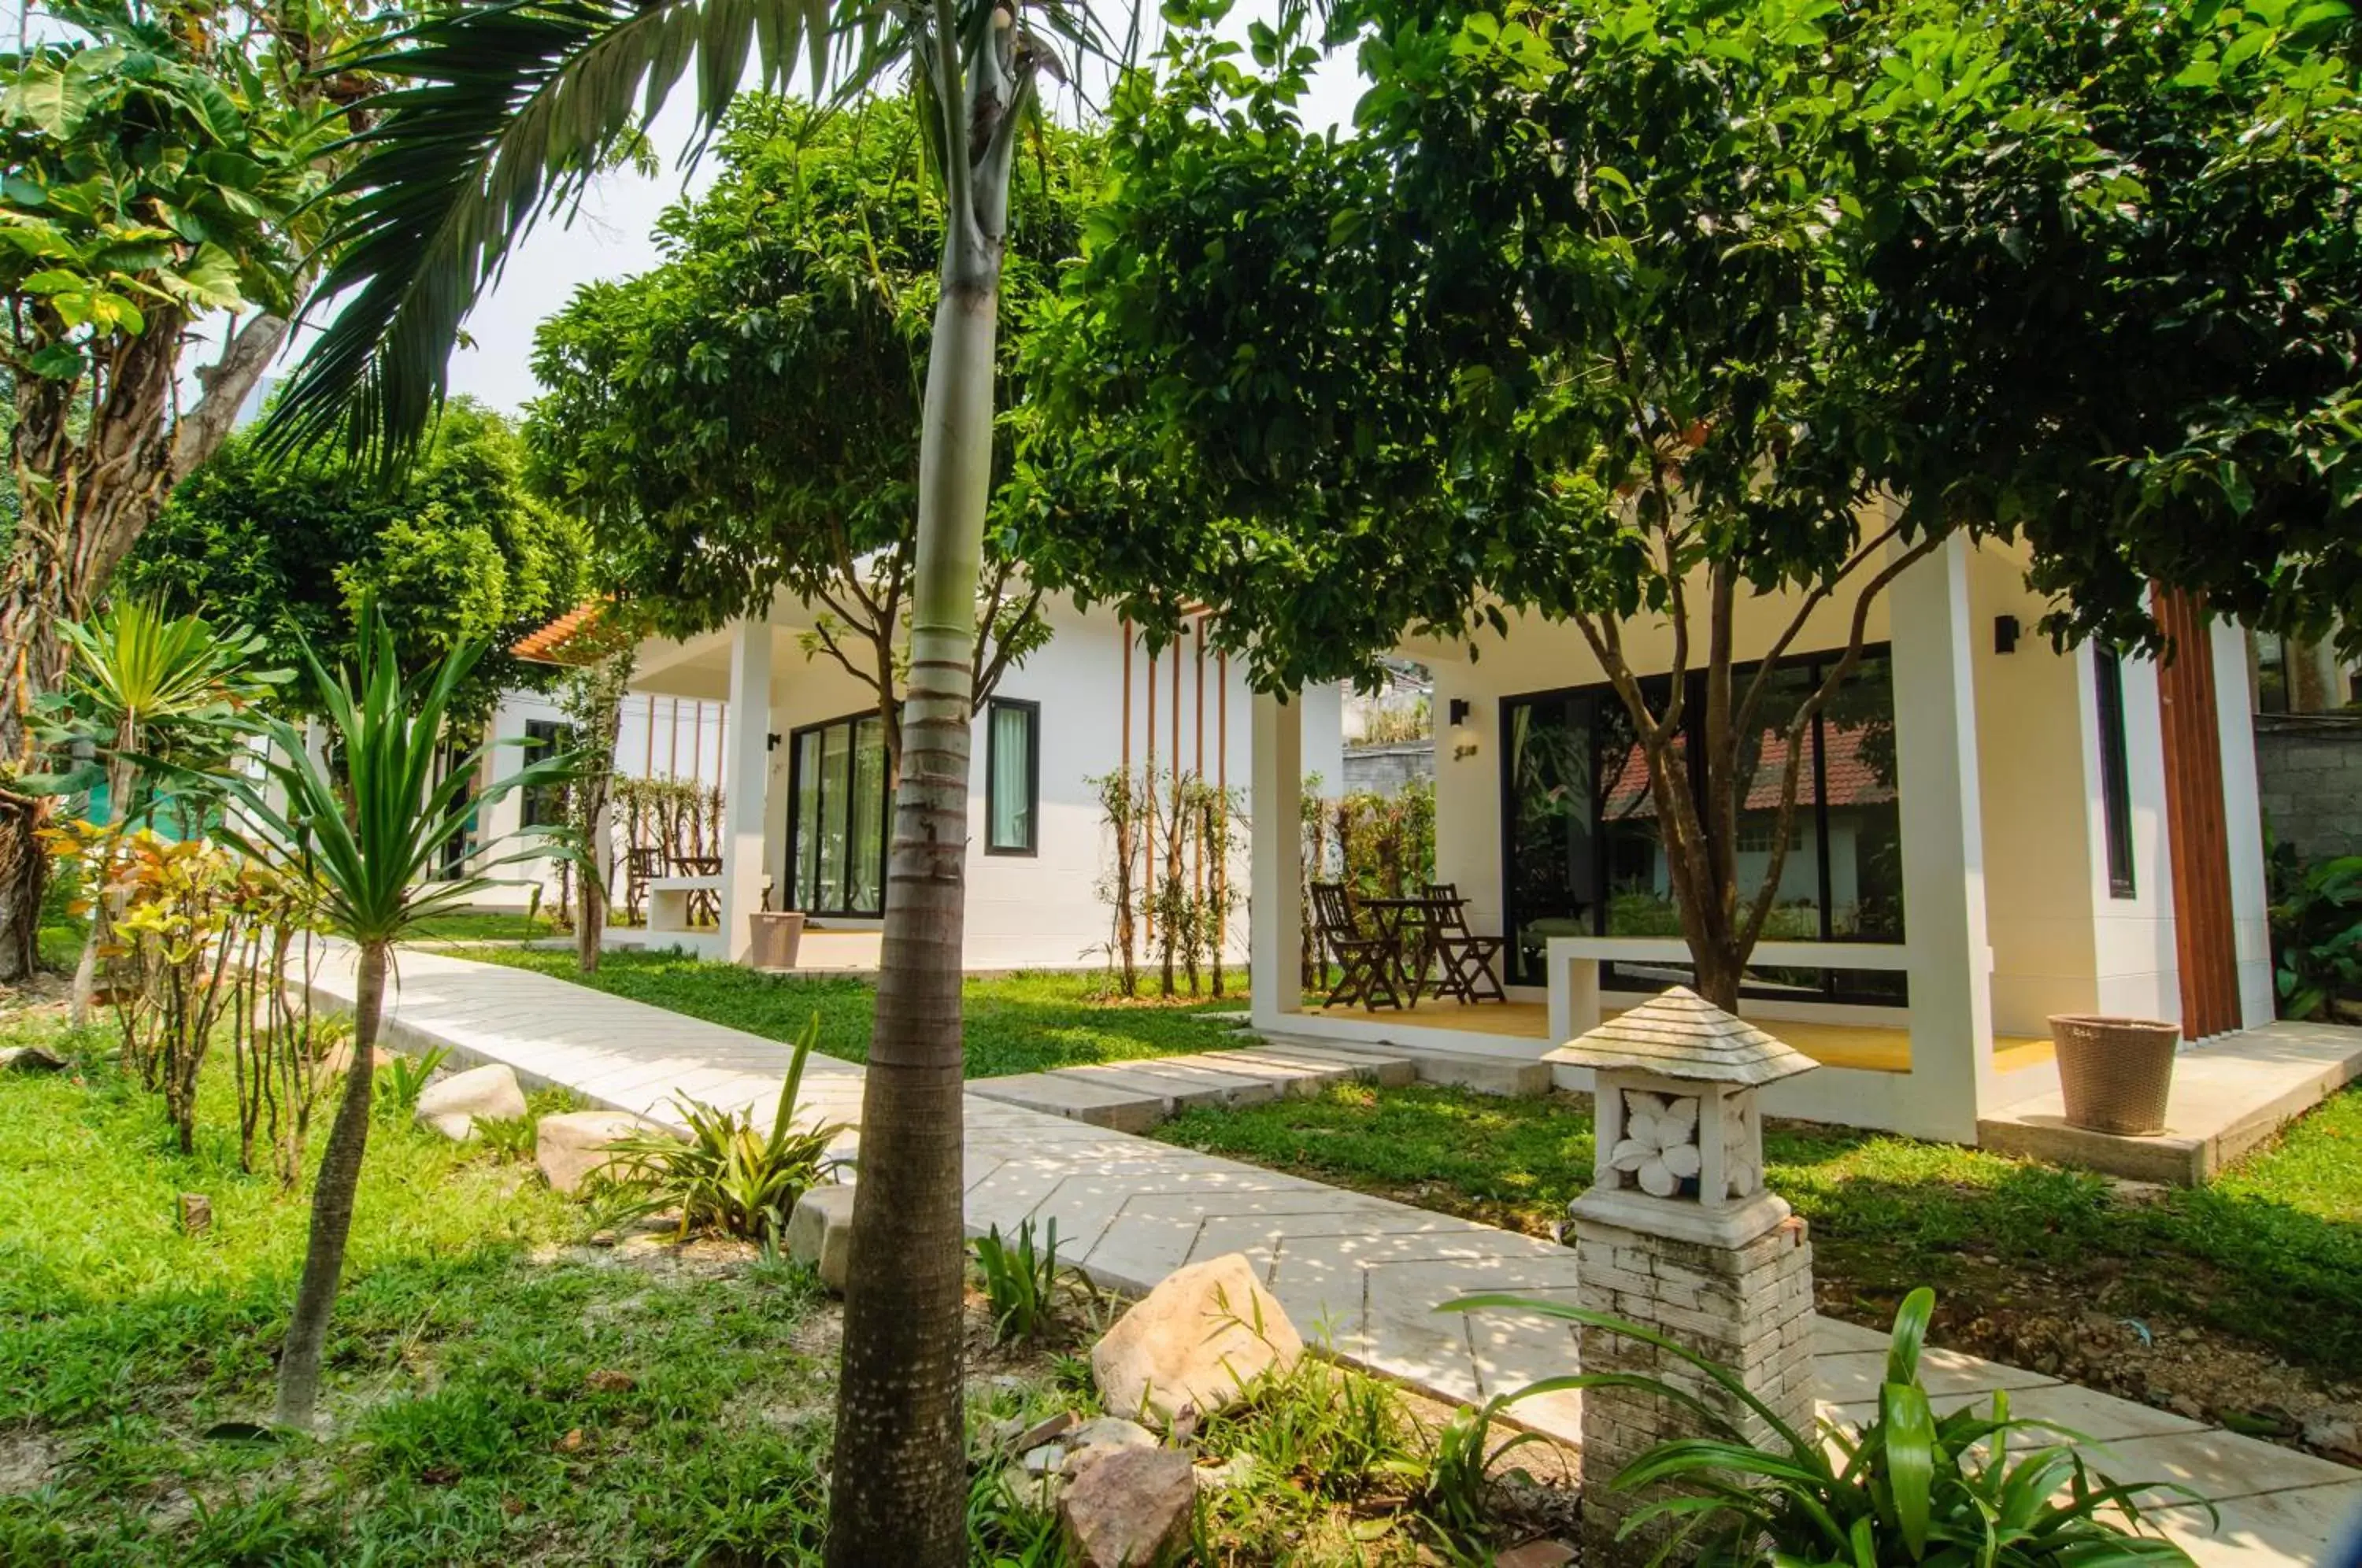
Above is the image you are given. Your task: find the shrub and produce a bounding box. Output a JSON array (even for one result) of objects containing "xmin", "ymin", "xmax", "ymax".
[
  {"xmin": 1449, "ymin": 1286, "xmax": 2203, "ymax": 1565},
  {"xmin": 971, "ymin": 1218, "xmax": 1094, "ymax": 1346},
  {"xmin": 603, "ymin": 1015, "xmax": 847, "ymax": 1241},
  {"xmin": 2267, "ymin": 838, "xmax": 2362, "ymax": 1019}
]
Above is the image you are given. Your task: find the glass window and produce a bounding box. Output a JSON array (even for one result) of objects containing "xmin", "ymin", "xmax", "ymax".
[
  {"xmin": 520, "ymin": 719, "xmax": 571, "ymax": 829},
  {"xmin": 786, "ymin": 711, "xmax": 890, "ymax": 915},
  {"xmin": 1499, "ymin": 645, "xmax": 1906, "ymax": 1005},
  {"xmin": 986, "ymin": 699, "xmax": 1038, "ymax": 855},
  {"xmin": 2095, "ymin": 647, "xmax": 2136, "ymax": 899}
]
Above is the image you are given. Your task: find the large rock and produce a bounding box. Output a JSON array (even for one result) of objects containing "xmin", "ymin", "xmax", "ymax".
[
  {"xmin": 786, "ymin": 1184, "xmax": 856, "ymax": 1290},
  {"xmin": 536, "ymin": 1109, "xmax": 662, "ymax": 1194},
  {"xmin": 0, "ymin": 1044, "xmax": 67, "ymax": 1073},
  {"xmin": 1059, "ymin": 1446, "xmax": 1195, "ymax": 1568},
  {"xmin": 1090, "ymin": 1254, "xmax": 1302, "ymax": 1426},
  {"xmin": 413, "ymin": 1063, "xmax": 525, "ymax": 1141}
]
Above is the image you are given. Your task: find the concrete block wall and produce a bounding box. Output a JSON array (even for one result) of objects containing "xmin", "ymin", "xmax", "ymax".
[{"xmin": 2254, "ymin": 715, "xmax": 2362, "ymax": 860}]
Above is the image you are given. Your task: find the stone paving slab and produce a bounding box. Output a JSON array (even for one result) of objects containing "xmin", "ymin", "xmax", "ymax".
[
  {"xmin": 307, "ymin": 945, "xmax": 2358, "ymax": 1565},
  {"xmin": 965, "ymin": 1043, "xmax": 1416, "ymax": 1132}
]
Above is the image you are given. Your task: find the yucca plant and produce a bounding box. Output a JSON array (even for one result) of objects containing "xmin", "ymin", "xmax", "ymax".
[
  {"xmin": 1449, "ymin": 1287, "xmax": 2203, "ymax": 1566},
  {"xmin": 604, "ymin": 1014, "xmax": 850, "ymax": 1242},
  {"xmin": 1416, "ymin": 1392, "xmax": 1546, "ymax": 1548},
  {"xmin": 176, "ymin": 604, "xmax": 573, "ymax": 1432}
]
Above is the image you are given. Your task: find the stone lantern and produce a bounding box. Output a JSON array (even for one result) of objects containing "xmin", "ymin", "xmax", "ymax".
[{"xmin": 1541, "ymin": 986, "xmax": 1820, "ymax": 1564}]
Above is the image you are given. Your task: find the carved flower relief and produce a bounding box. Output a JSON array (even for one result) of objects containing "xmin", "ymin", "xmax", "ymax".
[
  {"xmin": 1723, "ymin": 1115, "xmax": 1760, "ymax": 1199},
  {"xmin": 1609, "ymin": 1090, "xmax": 1701, "ymax": 1197}
]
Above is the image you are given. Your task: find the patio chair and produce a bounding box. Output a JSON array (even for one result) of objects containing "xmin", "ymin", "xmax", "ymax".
[
  {"xmin": 623, "ymin": 845, "xmax": 666, "ymax": 925},
  {"xmin": 1311, "ymin": 881, "xmax": 1403, "ymax": 1011},
  {"xmin": 1423, "ymin": 882, "xmax": 1507, "ymax": 1004}
]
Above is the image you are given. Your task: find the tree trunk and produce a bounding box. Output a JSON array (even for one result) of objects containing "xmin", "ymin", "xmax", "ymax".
[
  {"xmin": 825, "ymin": 51, "xmax": 1017, "ymax": 1558},
  {"xmin": 70, "ymin": 741, "xmax": 139, "ymax": 1025},
  {"xmin": 274, "ymin": 937, "xmax": 384, "ymax": 1431}
]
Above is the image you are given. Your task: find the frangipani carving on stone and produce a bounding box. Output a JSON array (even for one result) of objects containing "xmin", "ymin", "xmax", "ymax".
[{"xmin": 1609, "ymin": 1089, "xmax": 1701, "ymax": 1196}]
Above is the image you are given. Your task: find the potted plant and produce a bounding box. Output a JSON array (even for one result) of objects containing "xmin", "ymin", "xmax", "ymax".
[{"xmin": 2049, "ymin": 1014, "xmax": 2183, "ymax": 1137}]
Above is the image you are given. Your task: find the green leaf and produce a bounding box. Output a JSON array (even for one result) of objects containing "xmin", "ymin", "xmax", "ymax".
[{"xmin": 1880, "ymin": 1381, "xmax": 1937, "ymax": 1557}]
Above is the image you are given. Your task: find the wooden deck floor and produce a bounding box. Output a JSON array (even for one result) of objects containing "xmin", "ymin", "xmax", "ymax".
[{"xmin": 1301, "ymin": 997, "xmax": 2056, "ymax": 1076}]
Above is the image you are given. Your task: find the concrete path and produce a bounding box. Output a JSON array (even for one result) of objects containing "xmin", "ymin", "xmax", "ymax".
[
  {"xmin": 966, "ymin": 1041, "xmax": 1417, "ymax": 1133},
  {"xmin": 320, "ymin": 945, "xmax": 2358, "ymax": 1566}
]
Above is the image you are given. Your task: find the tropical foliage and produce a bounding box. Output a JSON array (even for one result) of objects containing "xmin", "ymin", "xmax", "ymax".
[
  {"xmin": 127, "ymin": 399, "xmax": 587, "ymax": 723},
  {"xmin": 0, "ymin": 0, "xmax": 367, "ymax": 976},
  {"xmin": 2267, "ymin": 837, "xmax": 2362, "ymax": 1020},
  {"xmin": 1453, "ymin": 1286, "xmax": 2201, "ymax": 1564},
  {"xmin": 192, "ymin": 608, "xmax": 574, "ymax": 1429}
]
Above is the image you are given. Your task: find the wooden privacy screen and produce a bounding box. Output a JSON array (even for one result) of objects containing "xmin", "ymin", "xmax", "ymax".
[{"xmin": 2153, "ymin": 589, "xmax": 2243, "ymax": 1040}]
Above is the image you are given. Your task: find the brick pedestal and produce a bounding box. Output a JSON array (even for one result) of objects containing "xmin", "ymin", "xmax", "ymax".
[{"xmin": 1572, "ymin": 1203, "xmax": 1816, "ymax": 1564}]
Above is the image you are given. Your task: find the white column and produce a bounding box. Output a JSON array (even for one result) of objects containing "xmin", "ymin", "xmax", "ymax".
[
  {"xmin": 719, "ymin": 618, "xmax": 773, "ymax": 964},
  {"xmin": 1889, "ymin": 533, "xmax": 1996, "ymax": 1141},
  {"xmin": 2211, "ymin": 618, "xmax": 2275, "ymax": 1028},
  {"xmin": 1250, "ymin": 689, "xmax": 1304, "ymax": 1028}
]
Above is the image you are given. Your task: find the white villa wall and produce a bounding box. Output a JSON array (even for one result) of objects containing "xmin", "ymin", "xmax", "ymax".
[{"xmin": 2213, "ymin": 619, "xmax": 2276, "ymax": 1029}]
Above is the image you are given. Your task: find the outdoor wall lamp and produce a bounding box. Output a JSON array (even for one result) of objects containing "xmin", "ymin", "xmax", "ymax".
[
  {"xmin": 1994, "ymin": 616, "xmax": 2021, "ymax": 656},
  {"xmin": 1446, "ymin": 698, "xmax": 1479, "ymax": 761}
]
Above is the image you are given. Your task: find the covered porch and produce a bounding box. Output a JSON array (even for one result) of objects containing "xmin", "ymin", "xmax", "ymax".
[{"xmin": 1249, "ymin": 535, "xmax": 2277, "ymax": 1143}]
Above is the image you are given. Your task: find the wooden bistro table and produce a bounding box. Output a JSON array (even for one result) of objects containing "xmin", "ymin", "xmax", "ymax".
[{"xmin": 1356, "ymin": 892, "xmax": 1464, "ymax": 1004}]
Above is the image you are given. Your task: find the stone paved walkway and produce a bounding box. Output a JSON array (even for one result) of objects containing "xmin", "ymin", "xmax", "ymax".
[{"xmin": 322, "ymin": 945, "xmax": 2359, "ymax": 1566}]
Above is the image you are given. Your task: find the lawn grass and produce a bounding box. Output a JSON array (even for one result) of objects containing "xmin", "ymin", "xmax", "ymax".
[
  {"xmin": 447, "ymin": 943, "xmax": 1249, "ymax": 1078},
  {"xmin": 400, "ymin": 909, "xmax": 557, "ymax": 942},
  {"xmin": 0, "ymin": 1016, "xmax": 859, "ymax": 1565},
  {"xmin": 1157, "ymin": 1080, "xmax": 2362, "ymax": 1390}
]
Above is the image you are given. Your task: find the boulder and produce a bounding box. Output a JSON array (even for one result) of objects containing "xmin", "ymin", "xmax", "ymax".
[
  {"xmin": 786, "ymin": 1184, "xmax": 856, "ymax": 1290},
  {"xmin": 1059, "ymin": 1446, "xmax": 1195, "ymax": 1568},
  {"xmin": 1494, "ymin": 1544, "xmax": 1575, "ymax": 1568},
  {"xmin": 1060, "ymin": 1416, "xmax": 1157, "ymax": 1477},
  {"xmin": 0, "ymin": 1044, "xmax": 66, "ymax": 1073},
  {"xmin": 413, "ymin": 1063, "xmax": 526, "ymax": 1141},
  {"xmin": 1090, "ymin": 1254, "xmax": 1301, "ymax": 1426},
  {"xmin": 536, "ymin": 1109, "xmax": 662, "ymax": 1195}
]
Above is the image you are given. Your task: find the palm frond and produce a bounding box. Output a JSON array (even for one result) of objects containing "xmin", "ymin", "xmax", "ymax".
[{"xmin": 264, "ymin": 0, "xmax": 833, "ymax": 468}]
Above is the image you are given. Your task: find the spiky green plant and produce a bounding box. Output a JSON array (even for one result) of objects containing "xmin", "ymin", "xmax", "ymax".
[
  {"xmin": 187, "ymin": 603, "xmax": 573, "ymax": 1432},
  {"xmin": 1447, "ymin": 1287, "xmax": 2205, "ymax": 1566}
]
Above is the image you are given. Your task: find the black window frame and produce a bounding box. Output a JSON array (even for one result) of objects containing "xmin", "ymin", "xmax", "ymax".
[
  {"xmin": 783, "ymin": 708, "xmax": 893, "ymax": 917},
  {"xmin": 983, "ymin": 696, "xmax": 1041, "ymax": 856},
  {"xmin": 1496, "ymin": 642, "xmax": 1905, "ymax": 1007},
  {"xmin": 2094, "ymin": 645, "xmax": 2138, "ymax": 899},
  {"xmin": 519, "ymin": 718, "xmax": 571, "ymax": 830}
]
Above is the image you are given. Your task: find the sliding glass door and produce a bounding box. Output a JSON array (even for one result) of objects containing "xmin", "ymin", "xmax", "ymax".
[
  {"xmin": 786, "ymin": 711, "xmax": 890, "ymax": 917},
  {"xmin": 1498, "ymin": 649, "xmax": 1904, "ymax": 1003}
]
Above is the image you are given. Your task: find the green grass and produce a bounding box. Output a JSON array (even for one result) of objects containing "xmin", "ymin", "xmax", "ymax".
[
  {"xmin": 1157, "ymin": 1080, "xmax": 2362, "ymax": 1385},
  {"xmin": 448, "ymin": 944, "xmax": 1249, "ymax": 1079},
  {"xmin": 0, "ymin": 1019, "xmax": 857, "ymax": 1565},
  {"xmin": 400, "ymin": 910, "xmax": 557, "ymax": 942}
]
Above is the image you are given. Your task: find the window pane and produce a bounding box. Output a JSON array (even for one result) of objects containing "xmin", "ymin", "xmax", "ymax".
[
  {"xmin": 1733, "ymin": 663, "xmax": 1821, "ymax": 945},
  {"xmin": 792, "ymin": 730, "xmax": 822, "ymax": 909},
  {"xmin": 2094, "ymin": 647, "xmax": 2136, "ymax": 898},
  {"xmin": 848, "ymin": 716, "xmax": 887, "ymax": 913},
  {"xmin": 1502, "ymin": 694, "xmax": 1598, "ymax": 986},
  {"xmin": 988, "ymin": 703, "xmax": 1035, "ymax": 851},
  {"xmin": 1824, "ymin": 653, "xmax": 1903, "ymax": 941},
  {"xmin": 817, "ymin": 721, "xmax": 850, "ymax": 910},
  {"xmin": 1601, "ymin": 702, "xmax": 1680, "ymax": 938}
]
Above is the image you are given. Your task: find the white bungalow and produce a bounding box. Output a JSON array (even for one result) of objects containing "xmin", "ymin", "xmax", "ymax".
[
  {"xmin": 497, "ymin": 593, "xmax": 1342, "ymax": 972},
  {"xmin": 1245, "ymin": 534, "xmax": 2288, "ymax": 1146}
]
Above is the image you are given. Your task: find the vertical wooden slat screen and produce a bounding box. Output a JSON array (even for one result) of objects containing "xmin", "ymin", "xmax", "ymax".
[{"xmin": 2153, "ymin": 590, "xmax": 2242, "ymax": 1039}]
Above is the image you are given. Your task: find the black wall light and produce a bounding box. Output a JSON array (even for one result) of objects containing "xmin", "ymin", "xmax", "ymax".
[
  {"xmin": 1994, "ymin": 616, "xmax": 2020, "ymax": 656},
  {"xmin": 1446, "ymin": 697, "xmax": 1471, "ymax": 727}
]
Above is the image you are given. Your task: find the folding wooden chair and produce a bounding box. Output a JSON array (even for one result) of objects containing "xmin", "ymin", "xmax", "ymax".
[
  {"xmin": 624, "ymin": 845, "xmax": 666, "ymax": 925},
  {"xmin": 1423, "ymin": 882, "xmax": 1507, "ymax": 1004},
  {"xmin": 1311, "ymin": 881, "xmax": 1403, "ymax": 1011}
]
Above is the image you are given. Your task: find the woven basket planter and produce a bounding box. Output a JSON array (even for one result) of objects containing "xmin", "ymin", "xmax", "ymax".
[{"xmin": 2048, "ymin": 1014, "xmax": 2181, "ymax": 1137}]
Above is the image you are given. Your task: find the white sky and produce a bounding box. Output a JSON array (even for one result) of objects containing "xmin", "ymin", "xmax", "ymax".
[{"xmin": 424, "ymin": 9, "xmax": 1370, "ymax": 413}]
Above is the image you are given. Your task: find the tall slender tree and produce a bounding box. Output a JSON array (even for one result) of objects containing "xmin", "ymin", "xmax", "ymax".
[{"xmin": 260, "ymin": 2, "xmax": 1094, "ymax": 1555}]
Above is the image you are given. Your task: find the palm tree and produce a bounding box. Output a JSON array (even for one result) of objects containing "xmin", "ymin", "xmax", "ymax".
[
  {"xmin": 207, "ymin": 608, "xmax": 570, "ymax": 1431},
  {"xmin": 40, "ymin": 598, "xmax": 284, "ymax": 1025},
  {"xmin": 263, "ymin": 3, "xmax": 1090, "ymax": 1555}
]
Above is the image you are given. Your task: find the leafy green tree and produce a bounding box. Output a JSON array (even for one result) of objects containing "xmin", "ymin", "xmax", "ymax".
[
  {"xmin": 124, "ymin": 398, "xmax": 587, "ymax": 724},
  {"xmin": 202, "ymin": 610, "xmax": 571, "ymax": 1432},
  {"xmin": 0, "ymin": 0, "xmax": 365, "ymax": 978},
  {"xmin": 258, "ymin": 0, "xmax": 1098, "ymax": 1553},
  {"xmin": 1024, "ymin": 0, "xmax": 2362, "ymax": 1008},
  {"xmin": 527, "ymin": 94, "xmax": 1080, "ymax": 781}
]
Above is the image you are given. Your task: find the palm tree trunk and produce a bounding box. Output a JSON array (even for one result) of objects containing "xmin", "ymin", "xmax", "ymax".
[
  {"xmin": 274, "ymin": 937, "xmax": 384, "ymax": 1431},
  {"xmin": 824, "ymin": 181, "xmax": 1006, "ymax": 1568}
]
